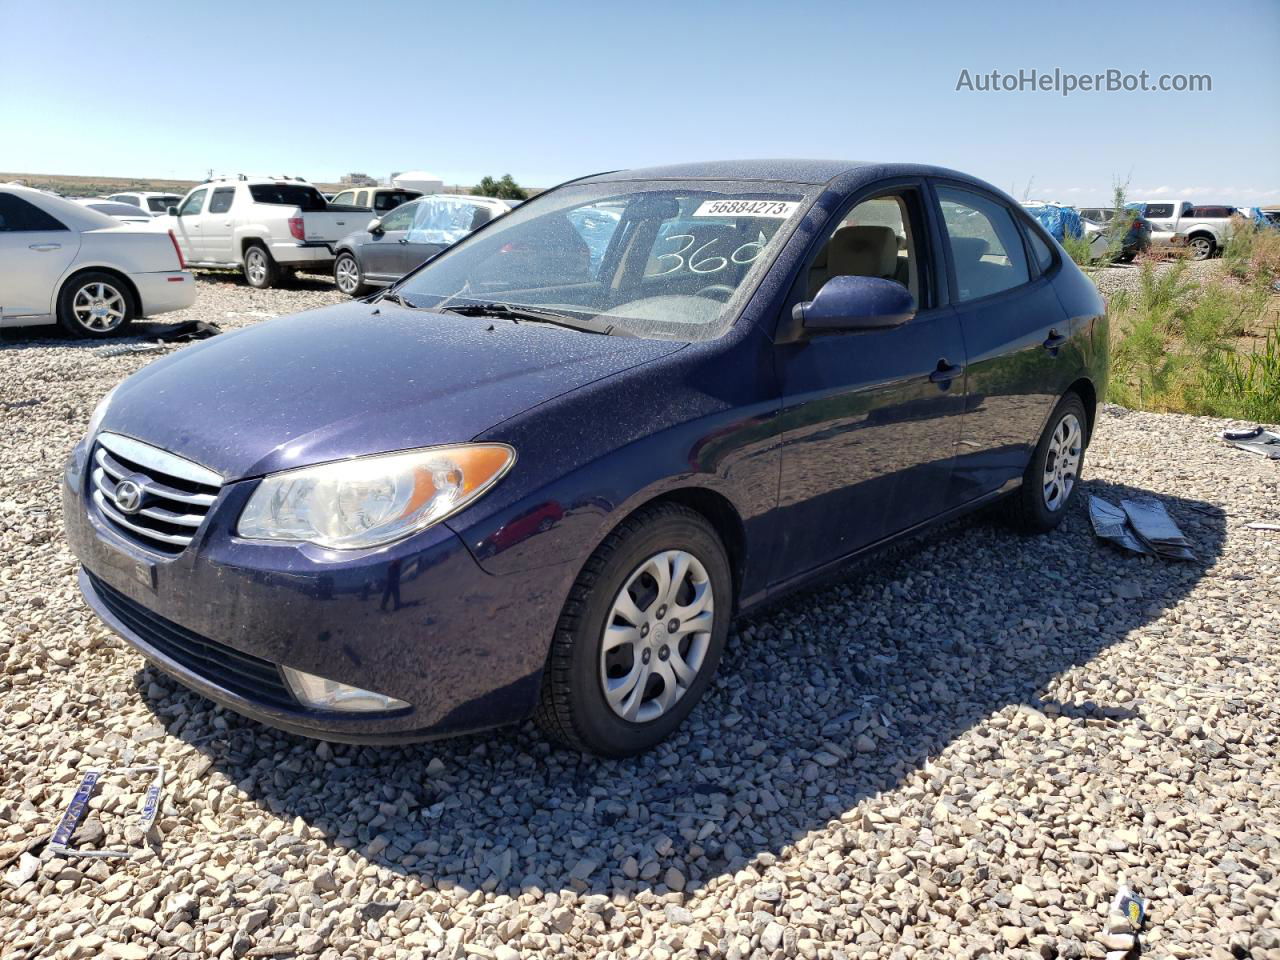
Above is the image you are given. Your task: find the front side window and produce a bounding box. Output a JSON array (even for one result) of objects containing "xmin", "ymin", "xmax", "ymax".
[
  {"xmin": 936, "ymin": 185, "xmax": 1031, "ymax": 302},
  {"xmin": 333, "ymin": 191, "xmax": 354, "ymax": 206},
  {"xmin": 379, "ymin": 201, "xmax": 418, "ymax": 232},
  {"xmin": 396, "ymin": 181, "xmax": 812, "ymax": 341},
  {"xmin": 208, "ymin": 188, "xmax": 234, "ymax": 214},
  {"xmin": 806, "ymin": 194, "xmax": 920, "ymax": 301},
  {"xmin": 0, "ymin": 193, "xmax": 68, "ymax": 232},
  {"xmin": 374, "ymin": 191, "xmax": 417, "ymax": 212},
  {"xmin": 178, "ymin": 189, "xmax": 207, "ymax": 217}
]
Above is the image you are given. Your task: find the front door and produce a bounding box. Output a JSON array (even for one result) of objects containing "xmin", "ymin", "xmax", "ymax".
[
  {"xmin": 772, "ymin": 185, "xmax": 967, "ymax": 581},
  {"xmin": 171, "ymin": 188, "xmax": 208, "ymax": 261},
  {"xmin": 359, "ymin": 201, "xmax": 418, "ymax": 282},
  {"xmin": 931, "ymin": 182, "xmax": 1075, "ymax": 503},
  {"xmin": 0, "ymin": 192, "xmax": 80, "ymax": 319}
]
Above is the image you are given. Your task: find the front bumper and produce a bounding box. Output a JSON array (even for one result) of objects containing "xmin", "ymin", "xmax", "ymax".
[
  {"xmin": 62, "ymin": 441, "xmax": 569, "ymax": 743},
  {"xmin": 133, "ymin": 270, "xmax": 196, "ymax": 317}
]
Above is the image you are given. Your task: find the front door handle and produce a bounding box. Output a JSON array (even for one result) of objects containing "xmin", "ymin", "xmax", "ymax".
[
  {"xmin": 1043, "ymin": 330, "xmax": 1067, "ymax": 352},
  {"xmin": 398, "ymin": 239, "xmax": 409, "ymax": 244},
  {"xmin": 929, "ymin": 361, "xmax": 964, "ymax": 384},
  {"xmin": 29, "ymin": 243, "xmax": 61, "ymax": 252}
]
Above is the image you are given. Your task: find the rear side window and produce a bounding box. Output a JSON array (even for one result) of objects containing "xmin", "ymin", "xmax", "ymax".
[
  {"xmin": 208, "ymin": 188, "xmax": 235, "ymax": 214},
  {"xmin": 1187, "ymin": 205, "xmax": 1233, "ymax": 218},
  {"xmin": 1143, "ymin": 203, "xmax": 1175, "ymax": 218},
  {"xmin": 248, "ymin": 184, "xmax": 327, "ymax": 211},
  {"xmin": 1022, "ymin": 222, "xmax": 1055, "ymax": 273},
  {"xmin": 374, "ymin": 191, "xmax": 417, "ymax": 212},
  {"xmin": 0, "ymin": 193, "xmax": 69, "ymax": 231},
  {"xmin": 936, "ymin": 185, "xmax": 1031, "ymax": 302}
]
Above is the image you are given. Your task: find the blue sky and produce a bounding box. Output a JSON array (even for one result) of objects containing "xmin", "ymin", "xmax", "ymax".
[{"xmin": 2, "ymin": 0, "xmax": 1277, "ymax": 205}]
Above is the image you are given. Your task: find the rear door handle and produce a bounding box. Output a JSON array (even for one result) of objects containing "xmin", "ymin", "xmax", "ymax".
[
  {"xmin": 929, "ymin": 361, "xmax": 964, "ymax": 384},
  {"xmin": 1043, "ymin": 330, "xmax": 1067, "ymax": 351},
  {"xmin": 28, "ymin": 243, "xmax": 61, "ymax": 252}
]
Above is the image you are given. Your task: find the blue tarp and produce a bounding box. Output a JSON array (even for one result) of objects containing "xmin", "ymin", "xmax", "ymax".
[{"xmin": 1022, "ymin": 203, "xmax": 1084, "ymax": 241}]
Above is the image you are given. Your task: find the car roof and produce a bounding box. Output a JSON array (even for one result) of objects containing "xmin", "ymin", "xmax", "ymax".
[{"xmin": 577, "ymin": 158, "xmax": 1002, "ymax": 190}]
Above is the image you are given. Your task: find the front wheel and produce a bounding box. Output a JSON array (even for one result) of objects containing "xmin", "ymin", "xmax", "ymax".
[
  {"xmin": 242, "ymin": 244, "xmax": 277, "ymax": 289},
  {"xmin": 535, "ymin": 503, "xmax": 731, "ymax": 756},
  {"xmin": 333, "ymin": 252, "xmax": 369, "ymax": 297},
  {"xmin": 1004, "ymin": 392, "xmax": 1088, "ymax": 533}
]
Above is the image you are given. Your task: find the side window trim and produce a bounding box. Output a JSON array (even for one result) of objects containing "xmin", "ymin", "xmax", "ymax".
[{"xmin": 928, "ymin": 178, "xmax": 1036, "ymax": 306}]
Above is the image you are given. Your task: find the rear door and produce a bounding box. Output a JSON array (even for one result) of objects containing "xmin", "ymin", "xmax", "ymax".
[
  {"xmin": 930, "ymin": 181, "xmax": 1074, "ymax": 503},
  {"xmin": 201, "ymin": 187, "xmax": 237, "ymax": 262},
  {"xmin": 171, "ymin": 188, "xmax": 208, "ymax": 260},
  {"xmin": 0, "ymin": 192, "xmax": 80, "ymax": 319},
  {"xmin": 772, "ymin": 181, "xmax": 968, "ymax": 578}
]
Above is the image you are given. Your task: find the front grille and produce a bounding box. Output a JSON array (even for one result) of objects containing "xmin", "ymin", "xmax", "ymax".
[
  {"xmin": 90, "ymin": 433, "xmax": 222, "ymax": 555},
  {"xmin": 88, "ymin": 571, "xmax": 297, "ymax": 709}
]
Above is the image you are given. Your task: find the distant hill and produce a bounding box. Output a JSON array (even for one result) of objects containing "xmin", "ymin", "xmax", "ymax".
[{"xmin": 1, "ymin": 172, "xmax": 516, "ymax": 198}]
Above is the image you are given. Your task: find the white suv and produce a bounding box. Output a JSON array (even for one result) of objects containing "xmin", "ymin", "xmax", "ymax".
[{"xmin": 106, "ymin": 191, "xmax": 185, "ymax": 217}]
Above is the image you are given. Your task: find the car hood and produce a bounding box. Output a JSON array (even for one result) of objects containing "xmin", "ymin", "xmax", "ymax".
[{"xmin": 103, "ymin": 302, "xmax": 684, "ymax": 481}]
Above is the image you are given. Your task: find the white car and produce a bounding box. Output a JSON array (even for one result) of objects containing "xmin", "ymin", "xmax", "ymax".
[
  {"xmin": 72, "ymin": 198, "xmax": 156, "ymax": 225},
  {"xmin": 164, "ymin": 177, "xmax": 374, "ymax": 288},
  {"xmin": 0, "ymin": 184, "xmax": 195, "ymax": 338},
  {"xmin": 106, "ymin": 191, "xmax": 185, "ymax": 217}
]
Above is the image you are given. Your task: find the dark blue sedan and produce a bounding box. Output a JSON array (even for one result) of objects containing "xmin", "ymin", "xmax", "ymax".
[{"xmin": 63, "ymin": 160, "xmax": 1107, "ymax": 755}]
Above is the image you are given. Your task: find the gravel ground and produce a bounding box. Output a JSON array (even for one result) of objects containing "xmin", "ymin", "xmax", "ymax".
[
  {"xmin": 1088, "ymin": 257, "xmax": 1223, "ymax": 300},
  {"xmin": 2, "ymin": 276, "xmax": 1278, "ymax": 959}
]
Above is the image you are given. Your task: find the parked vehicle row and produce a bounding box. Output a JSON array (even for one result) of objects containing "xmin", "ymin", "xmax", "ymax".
[
  {"xmin": 0, "ymin": 184, "xmax": 194, "ymax": 336},
  {"xmin": 63, "ymin": 159, "xmax": 1107, "ymax": 755}
]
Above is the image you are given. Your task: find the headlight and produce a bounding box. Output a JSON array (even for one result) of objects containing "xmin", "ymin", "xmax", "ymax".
[
  {"xmin": 84, "ymin": 386, "xmax": 118, "ymax": 442},
  {"xmin": 237, "ymin": 443, "xmax": 515, "ymax": 550}
]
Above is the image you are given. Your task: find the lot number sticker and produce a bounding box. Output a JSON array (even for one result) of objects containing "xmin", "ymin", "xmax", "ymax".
[{"xmin": 691, "ymin": 199, "xmax": 800, "ymax": 219}]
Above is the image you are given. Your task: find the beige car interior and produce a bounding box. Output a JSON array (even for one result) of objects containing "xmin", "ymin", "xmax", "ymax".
[{"xmin": 807, "ymin": 196, "xmax": 918, "ymax": 301}]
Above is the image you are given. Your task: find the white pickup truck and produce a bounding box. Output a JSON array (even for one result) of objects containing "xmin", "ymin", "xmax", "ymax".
[
  {"xmin": 1134, "ymin": 201, "xmax": 1239, "ymax": 260},
  {"xmin": 164, "ymin": 177, "xmax": 372, "ymax": 287}
]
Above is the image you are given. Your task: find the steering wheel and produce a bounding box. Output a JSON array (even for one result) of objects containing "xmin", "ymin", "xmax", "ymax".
[{"xmin": 693, "ymin": 284, "xmax": 734, "ymax": 301}]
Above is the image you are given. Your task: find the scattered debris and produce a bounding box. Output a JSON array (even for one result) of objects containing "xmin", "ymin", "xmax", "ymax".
[
  {"xmin": 1122, "ymin": 498, "xmax": 1197, "ymax": 560},
  {"xmin": 1089, "ymin": 496, "xmax": 1196, "ymax": 560},
  {"xmin": 2, "ymin": 852, "xmax": 41, "ymax": 888},
  {"xmin": 1220, "ymin": 425, "xmax": 1280, "ymax": 460},
  {"xmin": 1, "ymin": 398, "xmax": 42, "ymax": 412},
  {"xmin": 48, "ymin": 765, "xmax": 165, "ymax": 859},
  {"xmin": 92, "ymin": 342, "xmax": 166, "ymax": 358},
  {"xmin": 1247, "ymin": 521, "xmax": 1280, "ymax": 531},
  {"xmin": 136, "ymin": 319, "xmax": 222, "ymax": 342},
  {"xmin": 1089, "ymin": 497, "xmax": 1152, "ymax": 556},
  {"xmin": 1099, "ymin": 885, "xmax": 1148, "ymax": 958}
]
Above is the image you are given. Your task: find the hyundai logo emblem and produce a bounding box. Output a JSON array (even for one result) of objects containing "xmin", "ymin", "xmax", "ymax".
[{"xmin": 113, "ymin": 479, "xmax": 144, "ymax": 515}]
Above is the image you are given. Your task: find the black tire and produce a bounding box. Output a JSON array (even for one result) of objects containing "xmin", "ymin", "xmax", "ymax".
[
  {"xmin": 1004, "ymin": 392, "xmax": 1089, "ymax": 533},
  {"xmin": 242, "ymin": 243, "xmax": 277, "ymax": 289},
  {"xmin": 56, "ymin": 271, "xmax": 135, "ymax": 339},
  {"xmin": 535, "ymin": 503, "xmax": 732, "ymax": 756},
  {"xmin": 333, "ymin": 251, "xmax": 370, "ymax": 297}
]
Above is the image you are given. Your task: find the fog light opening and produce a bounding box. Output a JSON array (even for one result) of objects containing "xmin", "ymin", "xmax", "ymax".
[{"xmin": 281, "ymin": 666, "xmax": 409, "ymax": 713}]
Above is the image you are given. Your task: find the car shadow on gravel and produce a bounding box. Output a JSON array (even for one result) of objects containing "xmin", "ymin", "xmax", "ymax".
[{"xmin": 134, "ymin": 477, "xmax": 1225, "ymax": 900}]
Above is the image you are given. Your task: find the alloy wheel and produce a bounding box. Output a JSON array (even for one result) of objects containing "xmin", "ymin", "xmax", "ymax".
[
  {"xmin": 1042, "ymin": 412, "xmax": 1083, "ymax": 511},
  {"xmin": 246, "ymin": 249, "xmax": 268, "ymax": 285},
  {"xmin": 71, "ymin": 282, "xmax": 127, "ymax": 332},
  {"xmin": 1189, "ymin": 237, "xmax": 1213, "ymax": 260},
  {"xmin": 599, "ymin": 549, "xmax": 714, "ymax": 723},
  {"xmin": 335, "ymin": 256, "xmax": 359, "ymax": 294}
]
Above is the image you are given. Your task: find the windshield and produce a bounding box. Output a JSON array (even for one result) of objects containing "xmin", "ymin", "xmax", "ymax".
[{"xmin": 395, "ymin": 180, "xmax": 813, "ymax": 340}]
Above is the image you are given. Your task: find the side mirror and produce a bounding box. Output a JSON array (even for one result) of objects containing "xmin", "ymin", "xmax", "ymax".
[
  {"xmin": 793, "ymin": 275, "xmax": 916, "ymax": 332},
  {"xmin": 367, "ymin": 217, "xmax": 383, "ymax": 235},
  {"xmin": 167, "ymin": 206, "xmax": 180, "ymax": 217}
]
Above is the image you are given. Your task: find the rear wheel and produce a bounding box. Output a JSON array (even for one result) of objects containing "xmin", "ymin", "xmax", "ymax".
[
  {"xmin": 242, "ymin": 244, "xmax": 277, "ymax": 289},
  {"xmin": 56, "ymin": 272, "xmax": 135, "ymax": 339},
  {"xmin": 1004, "ymin": 392, "xmax": 1088, "ymax": 533},
  {"xmin": 535, "ymin": 503, "xmax": 731, "ymax": 756},
  {"xmin": 1187, "ymin": 235, "xmax": 1215, "ymax": 261},
  {"xmin": 334, "ymin": 251, "xmax": 369, "ymax": 297}
]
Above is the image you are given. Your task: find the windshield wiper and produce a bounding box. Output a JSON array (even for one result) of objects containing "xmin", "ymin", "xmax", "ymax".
[
  {"xmin": 437, "ymin": 302, "xmax": 619, "ymax": 336},
  {"xmin": 378, "ymin": 290, "xmax": 421, "ymax": 309}
]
